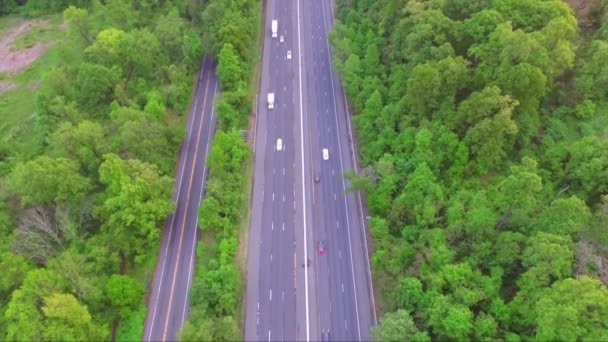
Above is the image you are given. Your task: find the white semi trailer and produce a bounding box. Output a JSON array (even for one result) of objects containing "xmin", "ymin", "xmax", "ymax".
[{"xmin": 271, "ymin": 20, "xmax": 278, "ymax": 38}]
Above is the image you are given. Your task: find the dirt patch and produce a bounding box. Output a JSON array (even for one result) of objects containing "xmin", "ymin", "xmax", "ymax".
[
  {"xmin": 0, "ymin": 80, "xmax": 18, "ymax": 95},
  {"xmin": 564, "ymin": 0, "xmax": 605, "ymax": 29},
  {"xmin": 0, "ymin": 19, "xmax": 54, "ymax": 74}
]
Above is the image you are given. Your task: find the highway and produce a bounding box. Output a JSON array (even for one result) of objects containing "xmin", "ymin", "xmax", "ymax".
[
  {"xmin": 144, "ymin": 56, "xmax": 218, "ymax": 342},
  {"xmin": 245, "ymin": 0, "xmax": 376, "ymax": 341},
  {"xmin": 245, "ymin": 0, "xmax": 311, "ymax": 340}
]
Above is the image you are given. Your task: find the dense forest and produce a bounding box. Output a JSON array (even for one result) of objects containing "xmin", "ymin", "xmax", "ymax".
[
  {"xmin": 331, "ymin": 0, "xmax": 608, "ymax": 340},
  {"xmin": 0, "ymin": 0, "xmax": 207, "ymax": 340}
]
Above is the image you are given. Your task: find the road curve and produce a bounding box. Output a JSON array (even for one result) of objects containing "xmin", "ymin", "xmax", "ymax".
[{"xmin": 144, "ymin": 56, "xmax": 218, "ymax": 342}]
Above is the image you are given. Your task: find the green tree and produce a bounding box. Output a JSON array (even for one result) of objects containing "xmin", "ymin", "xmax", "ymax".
[
  {"xmin": 535, "ymin": 276, "xmax": 608, "ymax": 341},
  {"xmin": 154, "ymin": 8, "xmax": 188, "ymax": 62},
  {"xmin": 75, "ymin": 63, "xmax": 119, "ymax": 116},
  {"xmin": 63, "ymin": 6, "xmax": 93, "ymax": 43},
  {"xmin": 576, "ymin": 40, "xmax": 608, "ymax": 101},
  {"xmin": 372, "ymin": 309, "xmax": 429, "ymax": 342},
  {"xmin": 566, "ymin": 135, "xmax": 608, "ymax": 201},
  {"xmin": 7, "ymin": 156, "xmax": 91, "ymax": 206},
  {"xmin": 4, "ymin": 269, "xmax": 68, "ymax": 341},
  {"xmin": 144, "ymin": 90, "xmax": 167, "ymax": 118},
  {"xmin": 0, "ymin": 252, "xmax": 32, "ymax": 298},
  {"xmin": 42, "ymin": 293, "xmax": 107, "ymax": 341},
  {"xmin": 490, "ymin": 157, "xmax": 543, "ymax": 230},
  {"xmin": 106, "ymin": 274, "xmax": 144, "ymax": 317},
  {"xmin": 534, "ymin": 196, "xmax": 591, "ymax": 236},
  {"xmin": 97, "ymin": 154, "xmax": 175, "ymax": 264},
  {"xmin": 394, "ymin": 162, "xmax": 444, "ymax": 228},
  {"xmin": 217, "ymin": 43, "xmax": 243, "ymax": 91},
  {"xmin": 47, "ymin": 120, "xmax": 107, "ymax": 175},
  {"xmin": 395, "ymin": 277, "xmax": 423, "ymax": 311}
]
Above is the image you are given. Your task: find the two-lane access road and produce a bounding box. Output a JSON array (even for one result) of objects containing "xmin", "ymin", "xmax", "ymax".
[{"xmin": 144, "ymin": 56, "xmax": 218, "ymax": 342}]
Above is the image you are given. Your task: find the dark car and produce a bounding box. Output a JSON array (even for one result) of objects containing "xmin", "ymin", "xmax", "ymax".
[{"xmin": 314, "ymin": 172, "xmax": 320, "ymax": 183}]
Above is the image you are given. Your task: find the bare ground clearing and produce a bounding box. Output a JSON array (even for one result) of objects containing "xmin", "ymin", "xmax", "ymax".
[{"xmin": 0, "ymin": 19, "xmax": 54, "ymax": 75}]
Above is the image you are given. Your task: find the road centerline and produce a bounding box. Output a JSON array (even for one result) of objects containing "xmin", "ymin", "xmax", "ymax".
[{"xmin": 161, "ymin": 67, "xmax": 212, "ymax": 341}]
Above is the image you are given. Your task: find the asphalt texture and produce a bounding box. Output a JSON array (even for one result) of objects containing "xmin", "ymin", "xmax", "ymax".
[
  {"xmin": 245, "ymin": 0, "xmax": 377, "ymax": 341},
  {"xmin": 144, "ymin": 56, "xmax": 218, "ymax": 342}
]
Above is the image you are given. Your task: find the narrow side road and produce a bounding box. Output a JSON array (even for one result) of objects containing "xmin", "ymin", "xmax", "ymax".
[{"xmin": 144, "ymin": 56, "xmax": 219, "ymax": 342}]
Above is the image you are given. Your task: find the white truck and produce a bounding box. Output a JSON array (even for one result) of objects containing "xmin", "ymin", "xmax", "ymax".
[
  {"xmin": 267, "ymin": 93, "xmax": 275, "ymax": 109},
  {"xmin": 271, "ymin": 20, "xmax": 278, "ymax": 38}
]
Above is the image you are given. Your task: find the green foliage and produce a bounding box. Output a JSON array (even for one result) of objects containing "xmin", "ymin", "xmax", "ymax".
[
  {"xmin": 7, "ymin": 156, "xmax": 91, "ymax": 206},
  {"xmin": 106, "ymin": 274, "xmax": 144, "ymax": 317},
  {"xmin": 180, "ymin": 0, "xmax": 258, "ymax": 337},
  {"xmin": 371, "ymin": 309, "xmax": 429, "ymax": 342},
  {"xmin": 97, "ymin": 153, "xmax": 175, "ymax": 264},
  {"xmin": 41, "ymin": 292, "xmax": 107, "ymax": 341},
  {"xmin": 2, "ymin": 1, "xmax": 203, "ymax": 340},
  {"xmin": 535, "ymin": 276, "xmax": 608, "ymax": 341},
  {"xmin": 331, "ymin": 0, "xmax": 608, "ymax": 340},
  {"xmin": 115, "ymin": 306, "xmax": 147, "ymax": 342},
  {"xmin": 217, "ymin": 43, "xmax": 243, "ymax": 91}
]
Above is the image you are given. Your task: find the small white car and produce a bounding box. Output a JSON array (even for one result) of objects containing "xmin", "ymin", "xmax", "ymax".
[
  {"xmin": 287, "ymin": 50, "xmax": 292, "ymax": 60},
  {"xmin": 280, "ymin": 35, "xmax": 284, "ymax": 43},
  {"xmin": 322, "ymin": 148, "xmax": 329, "ymax": 160},
  {"xmin": 277, "ymin": 138, "xmax": 283, "ymax": 151}
]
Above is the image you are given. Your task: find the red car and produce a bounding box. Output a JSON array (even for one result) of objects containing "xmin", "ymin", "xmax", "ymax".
[{"xmin": 317, "ymin": 240, "xmax": 325, "ymax": 254}]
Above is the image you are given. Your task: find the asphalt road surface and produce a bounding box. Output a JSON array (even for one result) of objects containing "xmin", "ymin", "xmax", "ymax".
[
  {"xmin": 144, "ymin": 56, "xmax": 218, "ymax": 342},
  {"xmin": 246, "ymin": 0, "xmax": 376, "ymax": 341}
]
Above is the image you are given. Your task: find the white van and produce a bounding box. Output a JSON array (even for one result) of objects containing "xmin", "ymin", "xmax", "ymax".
[{"xmin": 267, "ymin": 93, "xmax": 275, "ymax": 109}]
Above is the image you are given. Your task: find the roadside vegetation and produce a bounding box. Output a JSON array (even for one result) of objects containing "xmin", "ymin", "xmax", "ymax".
[
  {"xmin": 0, "ymin": 0, "xmax": 206, "ymax": 340},
  {"xmin": 178, "ymin": 0, "xmax": 259, "ymax": 340},
  {"xmin": 330, "ymin": 0, "xmax": 608, "ymax": 340}
]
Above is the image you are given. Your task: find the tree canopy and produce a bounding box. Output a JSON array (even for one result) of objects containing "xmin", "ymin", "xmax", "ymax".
[{"xmin": 331, "ymin": 0, "xmax": 608, "ymax": 339}]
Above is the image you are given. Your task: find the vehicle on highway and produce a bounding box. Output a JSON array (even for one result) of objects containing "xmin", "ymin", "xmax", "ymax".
[
  {"xmin": 280, "ymin": 35, "xmax": 284, "ymax": 43},
  {"xmin": 276, "ymin": 138, "xmax": 283, "ymax": 151},
  {"xmin": 321, "ymin": 329, "xmax": 331, "ymax": 341},
  {"xmin": 314, "ymin": 171, "xmax": 320, "ymax": 183},
  {"xmin": 322, "ymin": 148, "xmax": 329, "ymax": 160},
  {"xmin": 317, "ymin": 240, "xmax": 325, "ymax": 255},
  {"xmin": 287, "ymin": 50, "xmax": 292, "ymax": 60},
  {"xmin": 268, "ymin": 92, "xmax": 275, "ymax": 109},
  {"xmin": 271, "ymin": 19, "xmax": 278, "ymax": 38}
]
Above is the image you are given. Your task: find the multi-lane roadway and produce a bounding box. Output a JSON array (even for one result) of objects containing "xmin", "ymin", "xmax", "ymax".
[
  {"xmin": 245, "ymin": 0, "xmax": 376, "ymax": 340},
  {"xmin": 144, "ymin": 56, "xmax": 218, "ymax": 342}
]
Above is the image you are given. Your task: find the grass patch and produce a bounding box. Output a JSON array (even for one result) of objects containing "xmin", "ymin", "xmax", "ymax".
[
  {"xmin": 235, "ymin": 152, "xmax": 254, "ymax": 336},
  {"xmin": 0, "ymin": 16, "xmax": 19, "ymax": 35},
  {"xmin": 0, "ymin": 15, "xmax": 80, "ymax": 160},
  {"xmin": 11, "ymin": 19, "xmax": 63, "ymax": 50}
]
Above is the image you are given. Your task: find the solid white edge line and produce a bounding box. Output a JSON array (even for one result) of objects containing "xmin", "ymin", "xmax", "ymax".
[
  {"xmin": 296, "ymin": 0, "xmax": 311, "ymax": 340},
  {"xmin": 146, "ymin": 54, "xmax": 207, "ymax": 341},
  {"xmin": 179, "ymin": 80, "xmax": 219, "ymax": 334},
  {"xmin": 328, "ymin": 0, "xmax": 377, "ymax": 327},
  {"xmin": 342, "ymin": 73, "xmax": 378, "ymax": 326},
  {"xmin": 320, "ymin": 0, "xmax": 361, "ymax": 340}
]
